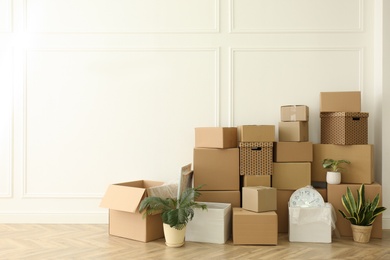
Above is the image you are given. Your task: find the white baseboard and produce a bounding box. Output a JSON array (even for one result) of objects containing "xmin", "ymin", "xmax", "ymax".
[{"xmin": 0, "ymin": 212, "xmax": 108, "ymax": 224}]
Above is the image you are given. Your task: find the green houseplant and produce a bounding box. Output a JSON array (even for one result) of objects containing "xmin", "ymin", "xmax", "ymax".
[
  {"xmin": 339, "ymin": 184, "xmax": 387, "ymax": 243},
  {"xmin": 139, "ymin": 185, "xmax": 207, "ymax": 247},
  {"xmin": 322, "ymin": 158, "xmax": 350, "ymax": 184}
]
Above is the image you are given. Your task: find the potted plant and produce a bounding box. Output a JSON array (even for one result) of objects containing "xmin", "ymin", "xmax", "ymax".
[
  {"xmin": 139, "ymin": 185, "xmax": 207, "ymax": 247},
  {"xmin": 339, "ymin": 184, "xmax": 387, "ymax": 243},
  {"xmin": 322, "ymin": 158, "xmax": 351, "ymax": 184}
]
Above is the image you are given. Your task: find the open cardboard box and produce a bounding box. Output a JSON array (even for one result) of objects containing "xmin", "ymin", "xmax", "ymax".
[{"xmin": 100, "ymin": 180, "xmax": 167, "ymax": 242}]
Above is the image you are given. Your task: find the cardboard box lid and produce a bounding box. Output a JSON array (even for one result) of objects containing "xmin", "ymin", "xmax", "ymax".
[
  {"xmin": 100, "ymin": 180, "xmax": 164, "ymax": 213},
  {"xmin": 320, "ymin": 112, "xmax": 369, "ymax": 118}
]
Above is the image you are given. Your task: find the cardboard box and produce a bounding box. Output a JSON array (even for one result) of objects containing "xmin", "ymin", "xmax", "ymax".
[
  {"xmin": 289, "ymin": 203, "xmax": 335, "ymax": 243},
  {"xmin": 311, "ymin": 144, "xmax": 374, "ymax": 184},
  {"xmin": 195, "ymin": 127, "xmax": 238, "ymax": 148},
  {"xmin": 241, "ymin": 175, "xmax": 271, "ymax": 187},
  {"xmin": 233, "ymin": 208, "xmax": 278, "ymax": 245},
  {"xmin": 237, "ymin": 125, "xmax": 275, "ymax": 142},
  {"xmin": 278, "ymin": 122, "xmax": 308, "ymax": 142},
  {"xmin": 242, "ymin": 186, "xmax": 277, "ymax": 213},
  {"xmin": 327, "ymin": 183, "xmax": 382, "ymax": 238},
  {"xmin": 276, "ymin": 190, "xmax": 294, "ymax": 233},
  {"xmin": 281, "ymin": 105, "xmax": 309, "ymax": 122},
  {"xmin": 196, "ymin": 190, "xmax": 241, "ymax": 208},
  {"xmin": 100, "ymin": 180, "xmax": 165, "ymax": 242},
  {"xmin": 239, "ymin": 142, "xmax": 273, "ymax": 175},
  {"xmin": 273, "ymin": 142, "xmax": 313, "ymax": 162},
  {"xmin": 194, "ymin": 148, "xmax": 239, "ymax": 191},
  {"xmin": 186, "ymin": 202, "xmax": 231, "ymax": 244},
  {"xmin": 320, "ymin": 112, "xmax": 368, "ymax": 145},
  {"xmin": 272, "ymin": 163, "xmax": 311, "ymax": 190},
  {"xmin": 320, "ymin": 91, "xmax": 361, "ymax": 112}
]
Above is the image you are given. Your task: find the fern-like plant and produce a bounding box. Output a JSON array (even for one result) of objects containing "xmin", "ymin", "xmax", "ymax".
[
  {"xmin": 139, "ymin": 185, "xmax": 207, "ymax": 230},
  {"xmin": 339, "ymin": 184, "xmax": 386, "ymax": 226}
]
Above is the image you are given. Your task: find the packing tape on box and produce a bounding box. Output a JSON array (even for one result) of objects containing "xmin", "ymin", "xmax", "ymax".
[{"xmin": 289, "ymin": 203, "xmax": 337, "ymax": 230}]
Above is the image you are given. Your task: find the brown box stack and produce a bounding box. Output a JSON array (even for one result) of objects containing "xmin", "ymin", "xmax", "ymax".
[{"xmin": 193, "ymin": 127, "xmax": 241, "ymax": 208}]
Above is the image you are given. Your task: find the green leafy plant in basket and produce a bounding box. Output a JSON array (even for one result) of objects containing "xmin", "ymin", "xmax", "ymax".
[{"xmin": 339, "ymin": 184, "xmax": 386, "ymax": 226}]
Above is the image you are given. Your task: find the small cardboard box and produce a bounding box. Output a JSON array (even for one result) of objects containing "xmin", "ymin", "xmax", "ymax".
[
  {"xmin": 186, "ymin": 202, "xmax": 232, "ymax": 244},
  {"xmin": 233, "ymin": 208, "xmax": 278, "ymax": 245},
  {"xmin": 289, "ymin": 203, "xmax": 335, "ymax": 243},
  {"xmin": 311, "ymin": 144, "xmax": 374, "ymax": 184},
  {"xmin": 196, "ymin": 190, "xmax": 241, "ymax": 208},
  {"xmin": 194, "ymin": 148, "xmax": 239, "ymax": 191},
  {"xmin": 273, "ymin": 142, "xmax": 313, "ymax": 162},
  {"xmin": 320, "ymin": 112, "xmax": 368, "ymax": 145},
  {"xmin": 239, "ymin": 142, "xmax": 273, "ymax": 175},
  {"xmin": 242, "ymin": 186, "xmax": 277, "ymax": 213},
  {"xmin": 327, "ymin": 183, "xmax": 382, "ymax": 238},
  {"xmin": 238, "ymin": 125, "xmax": 275, "ymax": 142},
  {"xmin": 100, "ymin": 180, "xmax": 165, "ymax": 242},
  {"xmin": 281, "ymin": 105, "xmax": 309, "ymax": 122},
  {"xmin": 241, "ymin": 175, "xmax": 271, "ymax": 187},
  {"xmin": 272, "ymin": 163, "xmax": 311, "ymax": 190},
  {"xmin": 195, "ymin": 127, "xmax": 238, "ymax": 148},
  {"xmin": 320, "ymin": 91, "xmax": 361, "ymax": 112},
  {"xmin": 278, "ymin": 122, "xmax": 308, "ymax": 142}
]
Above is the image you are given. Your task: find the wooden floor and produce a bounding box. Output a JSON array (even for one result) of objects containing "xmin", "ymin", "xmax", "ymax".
[{"xmin": 1, "ymin": 224, "xmax": 389, "ymax": 259}]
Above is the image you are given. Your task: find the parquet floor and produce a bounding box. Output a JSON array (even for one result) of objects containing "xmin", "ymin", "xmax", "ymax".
[{"xmin": 0, "ymin": 224, "xmax": 389, "ymax": 260}]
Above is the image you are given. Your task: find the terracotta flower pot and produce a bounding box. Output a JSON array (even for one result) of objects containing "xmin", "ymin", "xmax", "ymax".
[{"xmin": 351, "ymin": 224, "xmax": 372, "ymax": 243}]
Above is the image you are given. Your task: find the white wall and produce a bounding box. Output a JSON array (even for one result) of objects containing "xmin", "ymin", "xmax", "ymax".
[{"xmin": 0, "ymin": 0, "xmax": 388, "ymax": 227}]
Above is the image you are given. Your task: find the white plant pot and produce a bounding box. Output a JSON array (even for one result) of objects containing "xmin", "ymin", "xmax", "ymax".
[
  {"xmin": 163, "ymin": 223, "xmax": 186, "ymax": 248},
  {"xmin": 326, "ymin": 171, "xmax": 341, "ymax": 184}
]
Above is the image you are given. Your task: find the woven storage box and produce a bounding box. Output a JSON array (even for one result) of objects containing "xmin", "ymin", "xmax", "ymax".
[
  {"xmin": 239, "ymin": 142, "xmax": 273, "ymax": 175},
  {"xmin": 320, "ymin": 112, "xmax": 368, "ymax": 145}
]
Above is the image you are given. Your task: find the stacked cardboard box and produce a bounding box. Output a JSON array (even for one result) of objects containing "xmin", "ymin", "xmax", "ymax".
[
  {"xmin": 316, "ymin": 91, "xmax": 382, "ymax": 238},
  {"xmin": 193, "ymin": 127, "xmax": 241, "ymax": 208},
  {"xmin": 233, "ymin": 186, "xmax": 278, "ymax": 245},
  {"xmin": 273, "ymin": 105, "xmax": 313, "ymax": 233},
  {"xmin": 238, "ymin": 125, "xmax": 275, "ymax": 187}
]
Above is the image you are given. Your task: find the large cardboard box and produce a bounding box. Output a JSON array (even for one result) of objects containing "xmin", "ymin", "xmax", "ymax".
[
  {"xmin": 196, "ymin": 190, "xmax": 241, "ymax": 208},
  {"xmin": 242, "ymin": 186, "xmax": 277, "ymax": 213},
  {"xmin": 278, "ymin": 122, "xmax": 308, "ymax": 142},
  {"xmin": 312, "ymin": 144, "xmax": 374, "ymax": 184},
  {"xmin": 239, "ymin": 142, "xmax": 273, "ymax": 175},
  {"xmin": 186, "ymin": 202, "xmax": 232, "ymax": 244},
  {"xmin": 195, "ymin": 127, "xmax": 238, "ymax": 148},
  {"xmin": 233, "ymin": 208, "xmax": 278, "ymax": 245},
  {"xmin": 289, "ymin": 203, "xmax": 335, "ymax": 243},
  {"xmin": 273, "ymin": 142, "xmax": 313, "ymax": 162},
  {"xmin": 320, "ymin": 112, "xmax": 368, "ymax": 145},
  {"xmin": 100, "ymin": 180, "xmax": 165, "ymax": 242},
  {"xmin": 320, "ymin": 91, "xmax": 361, "ymax": 112},
  {"xmin": 272, "ymin": 163, "xmax": 311, "ymax": 190},
  {"xmin": 281, "ymin": 105, "xmax": 309, "ymax": 122},
  {"xmin": 327, "ymin": 183, "xmax": 382, "ymax": 238},
  {"xmin": 242, "ymin": 175, "xmax": 271, "ymax": 187},
  {"xmin": 276, "ymin": 189, "xmax": 294, "ymax": 233},
  {"xmin": 194, "ymin": 148, "xmax": 239, "ymax": 190},
  {"xmin": 237, "ymin": 125, "xmax": 275, "ymax": 142}
]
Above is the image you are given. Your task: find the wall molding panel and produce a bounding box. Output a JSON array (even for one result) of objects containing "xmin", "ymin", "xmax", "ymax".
[
  {"xmin": 229, "ymin": 0, "xmax": 363, "ymax": 33},
  {"xmin": 22, "ymin": 48, "xmax": 219, "ymax": 199},
  {"xmin": 0, "ymin": 0, "xmax": 12, "ymax": 32},
  {"xmin": 229, "ymin": 48, "xmax": 363, "ymax": 127},
  {"xmin": 25, "ymin": 0, "xmax": 220, "ymax": 33}
]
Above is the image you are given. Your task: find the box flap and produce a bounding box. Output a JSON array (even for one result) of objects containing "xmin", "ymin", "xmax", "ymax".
[{"xmin": 100, "ymin": 183, "xmax": 146, "ymax": 213}]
